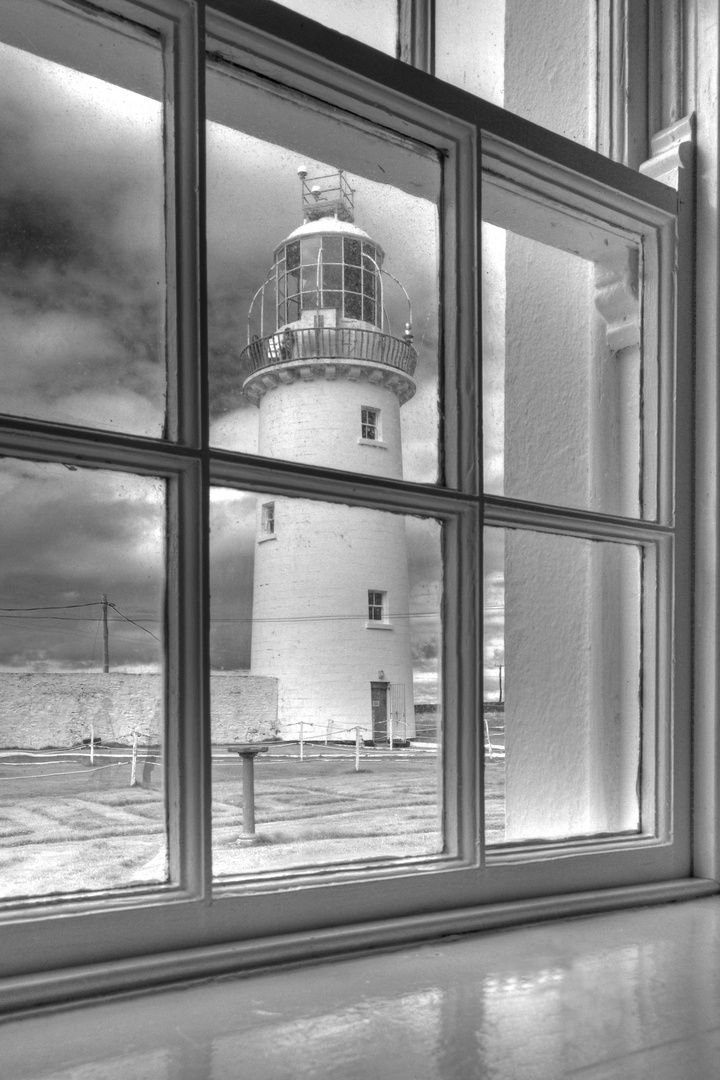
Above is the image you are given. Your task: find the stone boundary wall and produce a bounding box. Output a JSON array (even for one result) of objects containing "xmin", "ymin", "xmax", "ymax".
[{"xmin": 0, "ymin": 672, "xmax": 278, "ymax": 749}]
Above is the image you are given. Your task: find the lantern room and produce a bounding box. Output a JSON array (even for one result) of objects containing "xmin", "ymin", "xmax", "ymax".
[
  {"xmin": 274, "ymin": 225, "xmax": 384, "ymax": 330},
  {"xmin": 241, "ymin": 168, "xmax": 417, "ymax": 403}
]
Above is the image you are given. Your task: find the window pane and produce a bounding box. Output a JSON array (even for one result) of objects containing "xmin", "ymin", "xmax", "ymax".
[
  {"xmin": 323, "ymin": 264, "xmax": 343, "ymax": 290},
  {"xmin": 482, "ymin": 205, "xmax": 649, "ymax": 517},
  {"xmin": 322, "ymin": 236, "xmax": 343, "ymax": 262},
  {"xmin": 0, "ymin": 2, "xmax": 166, "ymax": 437},
  {"xmin": 210, "ymin": 490, "xmax": 443, "ymax": 876},
  {"xmin": 344, "ymin": 239, "xmax": 362, "ymax": 266},
  {"xmin": 0, "ymin": 460, "xmax": 166, "ymax": 898},
  {"xmin": 436, "ymin": 0, "xmax": 595, "ymax": 149},
  {"xmin": 485, "ymin": 526, "xmax": 642, "ymax": 845},
  {"xmin": 272, "ymin": 0, "xmax": 398, "ymax": 56},
  {"xmin": 207, "ymin": 64, "xmax": 441, "ymax": 484}
]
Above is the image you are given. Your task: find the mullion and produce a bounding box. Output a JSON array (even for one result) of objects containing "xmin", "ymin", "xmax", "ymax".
[
  {"xmin": 167, "ymin": 0, "xmax": 212, "ymax": 898},
  {"xmin": 483, "ymin": 498, "xmax": 673, "ymax": 545},
  {"xmin": 0, "ymin": 426, "xmax": 203, "ymax": 477},
  {"xmin": 208, "ymin": 457, "xmax": 476, "ymax": 520}
]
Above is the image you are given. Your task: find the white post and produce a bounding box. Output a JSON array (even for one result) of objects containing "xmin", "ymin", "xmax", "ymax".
[
  {"xmin": 130, "ymin": 730, "xmax": 138, "ymax": 786},
  {"xmin": 484, "ymin": 715, "xmax": 494, "ymax": 759},
  {"xmin": 90, "ymin": 723, "xmax": 94, "ymax": 765},
  {"xmin": 299, "ymin": 721, "xmax": 304, "ymax": 761},
  {"xmin": 355, "ymin": 727, "xmax": 361, "ymax": 772},
  {"xmin": 325, "ymin": 720, "xmax": 332, "ymax": 746}
]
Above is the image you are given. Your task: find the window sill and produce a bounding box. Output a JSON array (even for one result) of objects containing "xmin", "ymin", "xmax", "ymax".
[
  {"xmin": 357, "ymin": 438, "xmax": 387, "ymax": 449},
  {"xmin": 258, "ymin": 535, "xmax": 277, "ymax": 544},
  {"xmin": 365, "ymin": 621, "xmax": 393, "ymax": 630}
]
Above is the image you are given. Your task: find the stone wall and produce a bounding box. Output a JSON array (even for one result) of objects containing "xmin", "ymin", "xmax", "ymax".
[{"xmin": 0, "ymin": 672, "xmax": 278, "ymax": 749}]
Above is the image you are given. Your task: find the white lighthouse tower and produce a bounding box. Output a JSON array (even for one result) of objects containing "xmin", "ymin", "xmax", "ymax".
[{"xmin": 241, "ymin": 169, "xmax": 417, "ymax": 744}]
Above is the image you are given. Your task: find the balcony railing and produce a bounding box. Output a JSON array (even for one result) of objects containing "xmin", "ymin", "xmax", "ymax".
[{"xmin": 241, "ymin": 326, "xmax": 418, "ymax": 378}]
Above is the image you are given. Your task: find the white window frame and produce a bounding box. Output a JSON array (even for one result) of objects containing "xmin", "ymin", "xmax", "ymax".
[
  {"xmin": 260, "ymin": 500, "xmax": 275, "ymax": 538},
  {"xmin": 361, "ymin": 407, "xmax": 379, "ymax": 442},
  {"xmin": 0, "ymin": 0, "xmax": 714, "ymax": 1015},
  {"xmin": 367, "ymin": 589, "xmax": 391, "ymax": 629}
]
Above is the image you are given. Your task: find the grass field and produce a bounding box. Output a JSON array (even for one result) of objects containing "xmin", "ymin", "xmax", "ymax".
[{"xmin": 0, "ymin": 715, "xmax": 506, "ymax": 898}]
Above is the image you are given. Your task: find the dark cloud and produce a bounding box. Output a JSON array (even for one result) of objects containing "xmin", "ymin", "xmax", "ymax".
[
  {"xmin": 0, "ymin": 460, "xmax": 164, "ymax": 671},
  {"xmin": 413, "ymin": 640, "xmax": 438, "ymax": 662},
  {"xmin": 0, "ymin": 192, "xmax": 84, "ymax": 268},
  {"xmin": 0, "ymin": 42, "xmax": 165, "ymax": 434}
]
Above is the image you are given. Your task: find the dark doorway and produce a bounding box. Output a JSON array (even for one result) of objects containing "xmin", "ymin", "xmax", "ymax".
[{"xmin": 371, "ymin": 682, "xmax": 388, "ymax": 742}]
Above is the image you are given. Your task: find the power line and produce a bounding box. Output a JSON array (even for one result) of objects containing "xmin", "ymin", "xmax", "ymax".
[
  {"xmin": 0, "ymin": 602, "xmax": 101, "ymax": 612},
  {"xmin": 0, "ymin": 611, "xmax": 441, "ymax": 624},
  {"xmin": 108, "ymin": 603, "xmax": 161, "ymax": 643}
]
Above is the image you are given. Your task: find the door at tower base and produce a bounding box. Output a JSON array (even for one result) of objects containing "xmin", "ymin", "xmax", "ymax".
[{"xmin": 371, "ymin": 682, "xmax": 388, "ymax": 742}]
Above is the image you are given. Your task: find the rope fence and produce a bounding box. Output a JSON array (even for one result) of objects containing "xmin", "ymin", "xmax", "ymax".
[
  {"xmin": 0, "ymin": 728, "xmax": 159, "ymax": 786},
  {"xmin": 0, "ymin": 713, "xmax": 503, "ymax": 787}
]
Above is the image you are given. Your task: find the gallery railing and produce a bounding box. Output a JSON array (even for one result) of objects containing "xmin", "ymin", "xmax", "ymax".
[{"xmin": 241, "ymin": 326, "xmax": 418, "ymax": 377}]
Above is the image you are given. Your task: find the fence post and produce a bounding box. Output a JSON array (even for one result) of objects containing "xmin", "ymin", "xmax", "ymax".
[
  {"xmin": 484, "ymin": 715, "xmax": 494, "ymax": 759},
  {"xmin": 90, "ymin": 724, "xmax": 94, "ymax": 765},
  {"xmin": 355, "ymin": 727, "xmax": 361, "ymax": 772},
  {"xmin": 130, "ymin": 730, "xmax": 138, "ymax": 786},
  {"xmin": 299, "ymin": 721, "xmax": 304, "ymax": 761}
]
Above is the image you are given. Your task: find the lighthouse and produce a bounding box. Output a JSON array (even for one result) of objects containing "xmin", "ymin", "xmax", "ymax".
[{"xmin": 241, "ymin": 168, "xmax": 417, "ymax": 744}]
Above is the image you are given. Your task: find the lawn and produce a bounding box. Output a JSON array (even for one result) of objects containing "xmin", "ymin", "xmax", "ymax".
[{"xmin": 0, "ymin": 726, "xmax": 506, "ymax": 898}]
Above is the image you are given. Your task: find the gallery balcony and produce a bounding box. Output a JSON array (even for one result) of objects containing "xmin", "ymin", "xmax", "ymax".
[{"xmin": 240, "ymin": 326, "xmax": 418, "ymax": 378}]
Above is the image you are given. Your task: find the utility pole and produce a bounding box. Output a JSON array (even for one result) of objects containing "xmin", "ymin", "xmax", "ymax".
[{"xmin": 101, "ymin": 594, "xmax": 109, "ymax": 673}]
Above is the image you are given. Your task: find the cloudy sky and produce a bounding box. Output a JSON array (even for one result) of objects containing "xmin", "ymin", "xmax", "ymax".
[{"xmin": 0, "ymin": 26, "xmax": 464, "ymax": 698}]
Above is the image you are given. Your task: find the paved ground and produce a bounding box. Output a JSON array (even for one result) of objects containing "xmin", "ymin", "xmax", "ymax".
[{"xmin": 0, "ymin": 720, "xmax": 506, "ymax": 899}]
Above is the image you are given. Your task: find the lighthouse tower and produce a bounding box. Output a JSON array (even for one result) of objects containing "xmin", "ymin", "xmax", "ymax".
[{"xmin": 241, "ymin": 169, "xmax": 417, "ymax": 743}]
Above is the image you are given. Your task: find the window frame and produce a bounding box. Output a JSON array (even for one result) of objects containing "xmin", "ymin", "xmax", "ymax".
[
  {"xmin": 0, "ymin": 0, "xmax": 714, "ymax": 1016},
  {"xmin": 260, "ymin": 500, "xmax": 275, "ymax": 537},
  {"xmin": 361, "ymin": 407, "xmax": 379, "ymax": 442},
  {"xmin": 367, "ymin": 589, "xmax": 389, "ymax": 626}
]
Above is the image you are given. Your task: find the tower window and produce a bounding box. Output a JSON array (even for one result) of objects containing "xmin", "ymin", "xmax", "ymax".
[
  {"xmin": 261, "ymin": 502, "xmax": 275, "ymax": 536},
  {"xmin": 361, "ymin": 408, "xmax": 379, "ymax": 441},
  {"xmin": 368, "ymin": 590, "xmax": 386, "ymax": 622}
]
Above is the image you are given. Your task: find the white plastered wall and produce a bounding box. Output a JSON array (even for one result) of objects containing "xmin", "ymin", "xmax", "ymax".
[
  {"xmin": 257, "ymin": 375, "xmax": 404, "ymax": 479},
  {"xmin": 482, "ymin": 0, "xmax": 641, "ymax": 841}
]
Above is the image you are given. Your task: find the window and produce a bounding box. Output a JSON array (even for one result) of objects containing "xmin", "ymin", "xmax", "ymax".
[
  {"xmin": 361, "ymin": 408, "xmax": 379, "ymax": 441},
  {"xmin": 260, "ymin": 501, "xmax": 275, "ymax": 537},
  {"xmin": 368, "ymin": 589, "xmax": 386, "ymax": 622},
  {"xmin": 0, "ymin": 0, "xmax": 712, "ymax": 1016}
]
